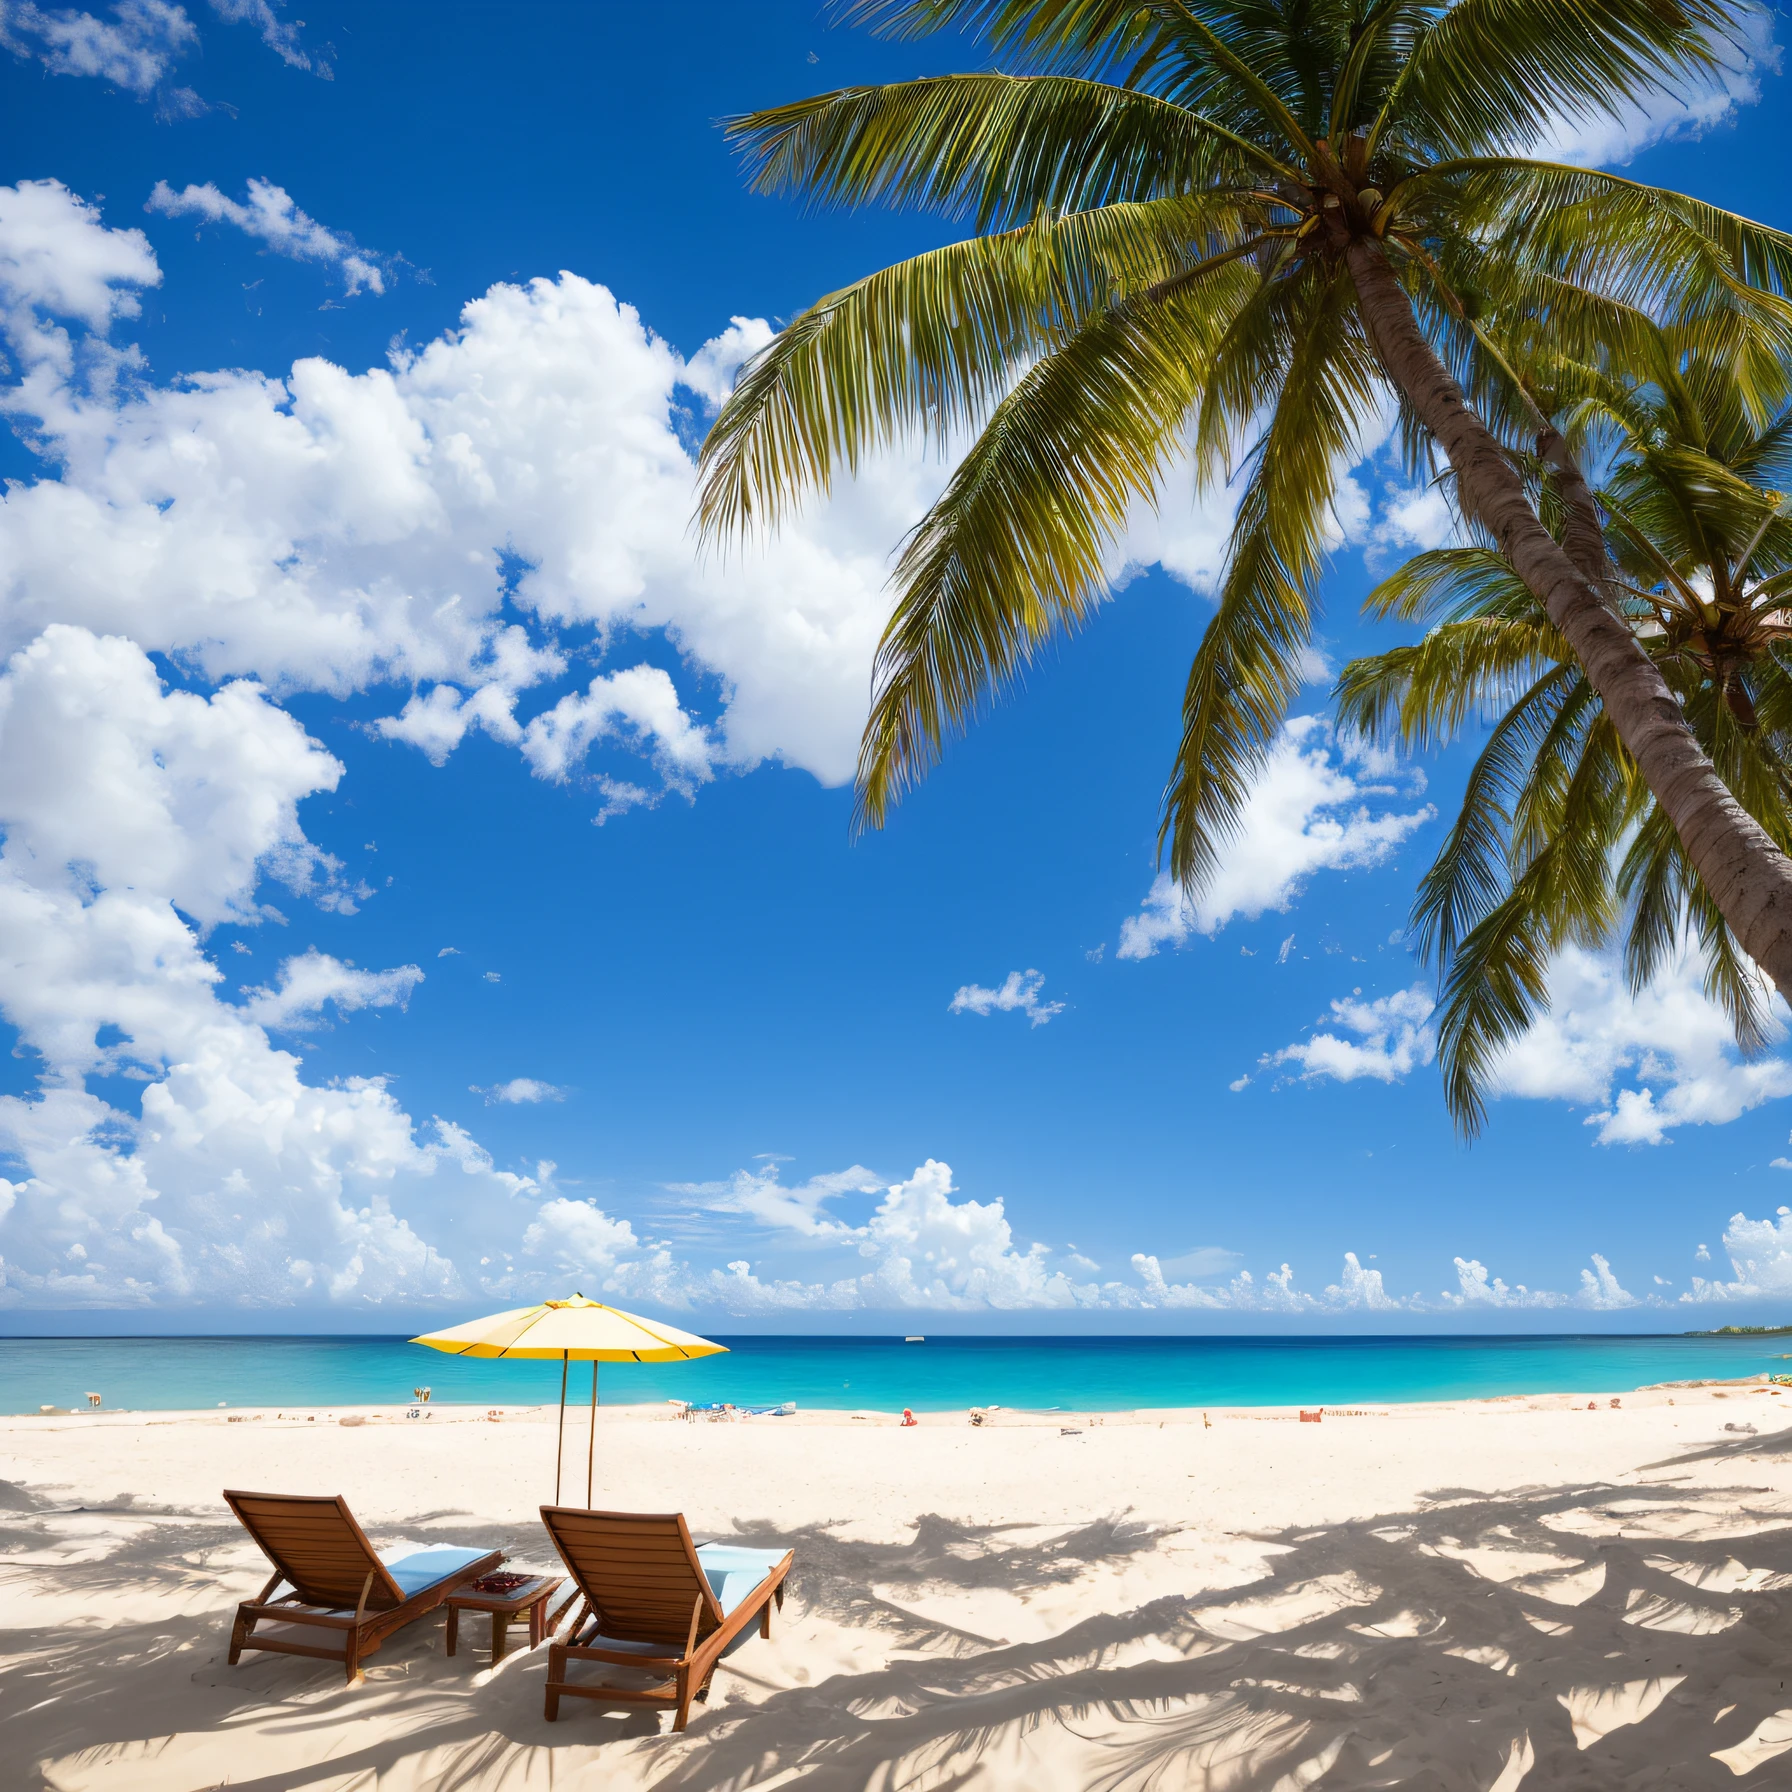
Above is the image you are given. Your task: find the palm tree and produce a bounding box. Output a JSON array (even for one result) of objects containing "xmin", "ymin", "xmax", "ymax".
[
  {"xmin": 1337, "ymin": 337, "xmax": 1792, "ymax": 1129},
  {"xmin": 696, "ymin": 0, "xmax": 1792, "ymax": 1001}
]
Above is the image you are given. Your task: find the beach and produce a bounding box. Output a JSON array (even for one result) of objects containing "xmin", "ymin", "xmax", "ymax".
[{"xmin": 8, "ymin": 1383, "xmax": 1792, "ymax": 1789}]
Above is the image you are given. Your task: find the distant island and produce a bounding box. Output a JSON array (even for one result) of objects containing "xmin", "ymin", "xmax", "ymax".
[{"xmin": 1685, "ymin": 1325, "xmax": 1792, "ymax": 1337}]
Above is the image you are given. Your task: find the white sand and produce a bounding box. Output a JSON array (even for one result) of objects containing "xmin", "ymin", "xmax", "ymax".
[{"xmin": 6, "ymin": 1382, "xmax": 1792, "ymax": 1790}]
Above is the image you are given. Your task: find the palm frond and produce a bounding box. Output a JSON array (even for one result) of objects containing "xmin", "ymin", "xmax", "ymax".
[
  {"xmin": 1692, "ymin": 888, "xmax": 1777, "ymax": 1055},
  {"xmin": 1407, "ymin": 665, "xmax": 1579, "ymax": 966},
  {"xmin": 697, "ymin": 197, "xmax": 1252, "ymax": 536},
  {"xmin": 726, "ymin": 73, "xmax": 1293, "ymax": 227},
  {"xmin": 1162, "ymin": 259, "xmax": 1383, "ymax": 891},
  {"xmin": 1434, "ymin": 713, "xmax": 1626, "ymax": 1134},
  {"xmin": 1359, "ymin": 546, "xmax": 1530, "ymax": 624},
  {"xmin": 854, "ymin": 258, "xmax": 1255, "ymax": 826},
  {"xmin": 1335, "ymin": 614, "xmax": 1566, "ymax": 750},
  {"xmin": 1374, "ymin": 0, "xmax": 1732, "ymax": 161},
  {"xmin": 1432, "ymin": 869, "xmax": 1555, "ymax": 1135},
  {"xmin": 1414, "ymin": 160, "xmax": 1792, "ymax": 339}
]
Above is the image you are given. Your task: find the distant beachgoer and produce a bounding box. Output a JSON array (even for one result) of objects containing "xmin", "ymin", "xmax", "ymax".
[{"xmin": 901, "ymin": 1408, "xmax": 917, "ymax": 1427}]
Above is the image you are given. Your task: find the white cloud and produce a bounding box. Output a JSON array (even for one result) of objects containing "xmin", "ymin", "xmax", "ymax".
[
  {"xmin": 0, "ymin": 183, "xmax": 949, "ymax": 809},
  {"xmin": 517, "ymin": 664, "xmax": 715, "ymax": 787},
  {"xmin": 1539, "ymin": 5, "xmax": 1777, "ymax": 165},
  {"xmin": 521, "ymin": 1198, "xmax": 644, "ymax": 1283},
  {"xmin": 239, "ymin": 950, "xmax": 423, "ymax": 1030},
  {"xmin": 1442, "ymin": 1253, "xmax": 1640, "ymax": 1311},
  {"xmin": 1491, "ymin": 945, "xmax": 1792, "ymax": 1145},
  {"xmin": 147, "ymin": 178, "xmax": 386, "ymax": 293},
  {"xmin": 1376, "ymin": 481, "xmax": 1459, "ymax": 555},
  {"xmin": 1117, "ymin": 718, "xmax": 1433, "ymax": 956},
  {"xmin": 1114, "ymin": 481, "xmax": 1240, "ymax": 598},
  {"xmin": 205, "ymin": 0, "xmax": 318, "ymax": 74},
  {"xmin": 0, "ymin": 0, "xmax": 196, "ymax": 96},
  {"xmin": 476, "ymin": 1078, "xmax": 566, "ymax": 1105},
  {"xmin": 1155, "ymin": 1245, "xmax": 1243, "ymax": 1280},
  {"xmin": 676, "ymin": 1162, "xmax": 883, "ymax": 1245},
  {"xmin": 0, "ymin": 178, "xmax": 159, "ymax": 339},
  {"xmin": 948, "ymin": 968, "xmax": 1065, "ymax": 1028},
  {"xmin": 1126, "ymin": 1248, "xmax": 1410, "ymax": 1312},
  {"xmin": 0, "ymin": 179, "xmax": 159, "ymax": 404},
  {"xmin": 853, "ymin": 1160, "xmax": 1101, "ymax": 1309},
  {"xmin": 0, "ymin": 629, "xmax": 534, "ymax": 1307},
  {"xmin": 1263, "ymin": 945, "xmax": 1792, "ymax": 1144},
  {"xmin": 704, "ymin": 1159, "xmax": 1119, "ymax": 1311},
  {"xmin": 0, "ymin": 625, "xmax": 342, "ymax": 937},
  {"xmin": 0, "ymin": 0, "xmax": 322, "ymax": 102},
  {"xmin": 1685, "ymin": 1207, "xmax": 1792, "ymax": 1302},
  {"xmin": 1325, "ymin": 1252, "xmax": 1401, "ymax": 1310},
  {"xmin": 1263, "ymin": 984, "xmax": 1436, "ymax": 1085},
  {"xmin": 1577, "ymin": 1253, "xmax": 1640, "ymax": 1310},
  {"xmin": 677, "ymin": 314, "xmax": 774, "ymax": 406},
  {"xmin": 1130, "ymin": 1253, "xmax": 1317, "ymax": 1312},
  {"xmin": 662, "ymin": 1164, "xmax": 1667, "ymax": 1316}
]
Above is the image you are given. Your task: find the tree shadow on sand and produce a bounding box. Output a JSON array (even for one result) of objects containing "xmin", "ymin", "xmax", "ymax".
[
  {"xmin": 654, "ymin": 1460, "xmax": 1792, "ymax": 1792},
  {"xmin": 10, "ymin": 1455, "xmax": 1792, "ymax": 1790}
]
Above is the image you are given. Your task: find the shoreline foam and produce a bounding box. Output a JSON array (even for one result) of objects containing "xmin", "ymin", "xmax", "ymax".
[{"xmin": 7, "ymin": 1370, "xmax": 1783, "ymax": 1425}]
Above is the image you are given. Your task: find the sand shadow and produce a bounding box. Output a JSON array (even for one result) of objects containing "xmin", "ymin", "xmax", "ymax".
[
  {"xmin": 1642, "ymin": 1419, "xmax": 1792, "ymax": 1470},
  {"xmin": 3, "ymin": 1500, "xmax": 1169, "ymax": 1789},
  {"xmin": 9, "ymin": 1478, "xmax": 1792, "ymax": 1789},
  {"xmin": 647, "ymin": 1479, "xmax": 1792, "ymax": 1792}
]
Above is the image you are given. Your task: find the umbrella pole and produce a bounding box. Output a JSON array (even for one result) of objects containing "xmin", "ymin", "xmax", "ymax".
[
  {"xmin": 586, "ymin": 1361, "xmax": 598, "ymax": 1507},
  {"xmin": 555, "ymin": 1354, "xmax": 568, "ymax": 1504}
]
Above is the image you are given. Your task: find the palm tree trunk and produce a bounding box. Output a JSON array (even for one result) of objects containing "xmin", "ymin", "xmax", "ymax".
[
  {"xmin": 1534, "ymin": 425, "xmax": 1611, "ymax": 593},
  {"xmin": 1344, "ymin": 237, "xmax": 1792, "ymax": 1001}
]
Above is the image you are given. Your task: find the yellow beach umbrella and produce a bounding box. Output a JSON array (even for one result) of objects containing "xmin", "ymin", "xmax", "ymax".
[{"xmin": 411, "ymin": 1294, "xmax": 726, "ymax": 1504}]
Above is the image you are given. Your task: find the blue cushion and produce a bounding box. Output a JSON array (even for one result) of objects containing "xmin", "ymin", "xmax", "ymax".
[
  {"xmin": 695, "ymin": 1544, "xmax": 787, "ymax": 1655},
  {"xmin": 696, "ymin": 1544, "xmax": 785, "ymax": 1618},
  {"xmin": 383, "ymin": 1546, "xmax": 490, "ymax": 1597},
  {"xmin": 576, "ymin": 1633, "xmax": 678, "ymax": 1658},
  {"xmin": 570, "ymin": 1546, "xmax": 786, "ymax": 1666}
]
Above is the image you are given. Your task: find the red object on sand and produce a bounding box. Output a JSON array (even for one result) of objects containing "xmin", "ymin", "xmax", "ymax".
[{"xmin": 901, "ymin": 1408, "xmax": 918, "ymax": 1427}]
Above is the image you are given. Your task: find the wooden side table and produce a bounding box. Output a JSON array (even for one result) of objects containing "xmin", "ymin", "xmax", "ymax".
[{"xmin": 445, "ymin": 1574, "xmax": 564, "ymax": 1665}]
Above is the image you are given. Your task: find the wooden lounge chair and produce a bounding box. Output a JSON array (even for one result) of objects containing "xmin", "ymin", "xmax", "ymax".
[
  {"xmin": 539, "ymin": 1506, "xmax": 793, "ymax": 1729},
  {"xmin": 224, "ymin": 1490, "xmax": 502, "ymax": 1684}
]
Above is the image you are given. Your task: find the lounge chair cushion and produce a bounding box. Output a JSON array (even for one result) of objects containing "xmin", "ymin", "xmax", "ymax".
[
  {"xmin": 574, "ymin": 1632, "xmax": 678, "ymax": 1658},
  {"xmin": 568, "ymin": 1545, "xmax": 785, "ymax": 1666},
  {"xmin": 695, "ymin": 1544, "xmax": 787, "ymax": 1618},
  {"xmin": 382, "ymin": 1546, "xmax": 492, "ymax": 1597},
  {"xmin": 255, "ymin": 1545, "xmax": 491, "ymax": 1613}
]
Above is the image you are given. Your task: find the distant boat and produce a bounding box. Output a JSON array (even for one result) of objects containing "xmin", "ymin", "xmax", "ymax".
[{"xmin": 904, "ymin": 1335, "xmax": 925, "ymax": 1343}]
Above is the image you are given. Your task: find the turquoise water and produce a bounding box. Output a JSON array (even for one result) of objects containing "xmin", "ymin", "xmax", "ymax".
[{"xmin": 2, "ymin": 1332, "xmax": 1788, "ymax": 1415}]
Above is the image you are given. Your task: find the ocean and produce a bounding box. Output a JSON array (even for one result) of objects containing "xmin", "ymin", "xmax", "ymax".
[{"xmin": 2, "ymin": 1331, "xmax": 1787, "ymax": 1415}]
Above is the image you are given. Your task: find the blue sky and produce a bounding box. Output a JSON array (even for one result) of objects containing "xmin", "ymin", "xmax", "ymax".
[{"xmin": 2, "ymin": 1, "xmax": 1792, "ymax": 1333}]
